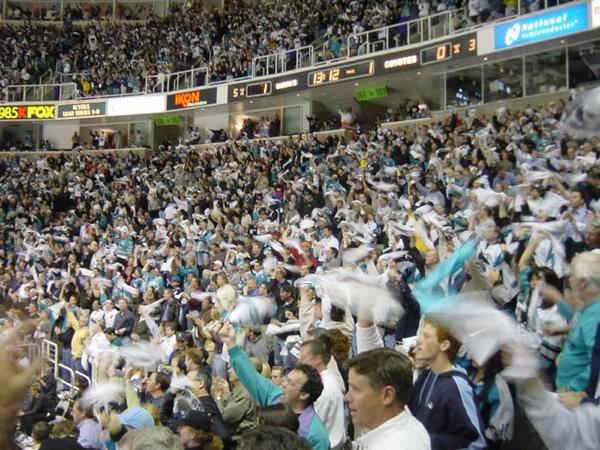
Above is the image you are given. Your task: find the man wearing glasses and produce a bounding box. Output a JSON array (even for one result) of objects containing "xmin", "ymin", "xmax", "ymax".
[{"xmin": 222, "ymin": 324, "xmax": 329, "ymax": 450}]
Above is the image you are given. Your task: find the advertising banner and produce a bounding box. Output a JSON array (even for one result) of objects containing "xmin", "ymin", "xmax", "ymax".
[
  {"xmin": 166, "ymin": 88, "xmax": 218, "ymax": 110},
  {"xmin": 0, "ymin": 104, "xmax": 55, "ymax": 120},
  {"xmin": 494, "ymin": 3, "xmax": 589, "ymax": 50},
  {"xmin": 57, "ymin": 101, "xmax": 107, "ymax": 119}
]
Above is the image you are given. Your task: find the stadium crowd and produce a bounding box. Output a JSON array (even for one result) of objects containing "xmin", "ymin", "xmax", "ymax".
[
  {"xmin": 0, "ymin": 94, "xmax": 599, "ymax": 450},
  {"xmin": 0, "ymin": 0, "xmax": 559, "ymax": 97},
  {"xmin": 3, "ymin": 3, "xmax": 152, "ymax": 22}
]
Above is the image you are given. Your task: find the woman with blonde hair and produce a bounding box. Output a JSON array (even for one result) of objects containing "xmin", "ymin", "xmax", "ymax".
[{"xmin": 39, "ymin": 420, "xmax": 85, "ymax": 450}]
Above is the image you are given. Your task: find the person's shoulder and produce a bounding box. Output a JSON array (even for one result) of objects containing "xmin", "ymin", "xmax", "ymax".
[
  {"xmin": 436, "ymin": 369, "xmax": 479, "ymax": 407},
  {"xmin": 391, "ymin": 414, "xmax": 431, "ymax": 450},
  {"xmin": 363, "ymin": 410, "xmax": 431, "ymax": 450},
  {"xmin": 308, "ymin": 413, "xmax": 329, "ymax": 441}
]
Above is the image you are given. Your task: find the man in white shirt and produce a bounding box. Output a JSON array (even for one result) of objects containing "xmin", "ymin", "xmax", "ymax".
[
  {"xmin": 216, "ymin": 272, "xmax": 237, "ymax": 313},
  {"xmin": 103, "ymin": 299, "xmax": 118, "ymax": 329},
  {"xmin": 90, "ymin": 300, "xmax": 104, "ymax": 327},
  {"xmin": 83, "ymin": 320, "xmax": 112, "ymax": 371},
  {"xmin": 565, "ymin": 189, "xmax": 590, "ymax": 233},
  {"xmin": 317, "ymin": 225, "xmax": 339, "ymax": 263},
  {"xmin": 299, "ymin": 338, "xmax": 346, "ymax": 449},
  {"xmin": 346, "ymin": 348, "xmax": 431, "ymax": 450},
  {"xmin": 160, "ymin": 322, "xmax": 177, "ymax": 363}
]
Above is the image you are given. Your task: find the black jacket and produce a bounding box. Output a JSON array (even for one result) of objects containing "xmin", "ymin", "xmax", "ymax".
[
  {"xmin": 40, "ymin": 438, "xmax": 85, "ymax": 450},
  {"xmin": 160, "ymin": 392, "xmax": 232, "ymax": 448}
]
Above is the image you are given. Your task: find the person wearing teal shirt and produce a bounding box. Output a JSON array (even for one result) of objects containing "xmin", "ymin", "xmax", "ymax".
[
  {"xmin": 116, "ymin": 231, "xmax": 134, "ymax": 257},
  {"xmin": 224, "ymin": 326, "xmax": 329, "ymax": 450},
  {"xmin": 178, "ymin": 259, "xmax": 200, "ymax": 281},
  {"xmin": 555, "ymin": 252, "xmax": 600, "ymax": 392},
  {"xmin": 142, "ymin": 265, "xmax": 165, "ymax": 293}
]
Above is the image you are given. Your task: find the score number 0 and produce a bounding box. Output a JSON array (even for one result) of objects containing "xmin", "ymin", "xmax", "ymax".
[
  {"xmin": 429, "ymin": 37, "xmax": 477, "ymax": 63},
  {"xmin": 437, "ymin": 44, "xmax": 449, "ymax": 60}
]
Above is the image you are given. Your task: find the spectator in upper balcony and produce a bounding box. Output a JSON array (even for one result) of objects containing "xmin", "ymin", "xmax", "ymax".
[{"xmin": 418, "ymin": 0, "xmax": 431, "ymax": 18}]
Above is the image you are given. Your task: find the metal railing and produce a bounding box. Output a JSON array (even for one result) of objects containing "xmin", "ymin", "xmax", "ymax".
[
  {"xmin": 250, "ymin": 9, "xmax": 465, "ymax": 76},
  {"xmin": 252, "ymin": 45, "xmax": 315, "ymax": 78},
  {"xmin": 42, "ymin": 339, "xmax": 58, "ymax": 369},
  {"xmin": 39, "ymin": 68, "xmax": 55, "ymax": 86},
  {"xmin": 57, "ymin": 363, "xmax": 74, "ymax": 388},
  {"xmin": 144, "ymin": 65, "xmax": 210, "ymax": 94},
  {"xmin": 3, "ymin": 82, "xmax": 78, "ymax": 103},
  {"xmin": 74, "ymin": 370, "xmax": 92, "ymax": 390},
  {"xmin": 348, "ymin": 9, "xmax": 461, "ymax": 58},
  {"xmin": 40, "ymin": 339, "xmax": 93, "ymax": 391}
]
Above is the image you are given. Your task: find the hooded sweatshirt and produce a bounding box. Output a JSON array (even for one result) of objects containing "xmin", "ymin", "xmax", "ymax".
[{"xmin": 408, "ymin": 367, "xmax": 486, "ymax": 450}]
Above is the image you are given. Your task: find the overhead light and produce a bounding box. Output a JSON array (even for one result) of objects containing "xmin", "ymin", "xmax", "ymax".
[
  {"xmin": 484, "ymin": 57, "xmax": 488, "ymax": 61},
  {"xmin": 354, "ymin": 82, "xmax": 359, "ymax": 86},
  {"xmin": 249, "ymin": 100, "xmax": 253, "ymax": 104},
  {"xmin": 417, "ymin": 72, "xmax": 421, "ymax": 75},
  {"xmin": 296, "ymin": 94, "xmax": 300, "ymax": 96}
]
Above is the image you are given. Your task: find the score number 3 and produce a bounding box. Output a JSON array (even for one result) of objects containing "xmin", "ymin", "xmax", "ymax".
[{"xmin": 453, "ymin": 38, "xmax": 477, "ymax": 56}]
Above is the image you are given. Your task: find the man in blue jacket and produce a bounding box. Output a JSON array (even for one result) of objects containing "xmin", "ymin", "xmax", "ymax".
[
  {"xmin": 222, "ymin": 324, "xmax": 329, "ymax": 450},
  {"xmin": 408, "ymin": 318, "xmax": 486, "ymax": 450}
]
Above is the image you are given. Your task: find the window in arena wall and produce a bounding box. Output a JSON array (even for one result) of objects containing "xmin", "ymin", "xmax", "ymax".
[
  {"xmin": 568, "ymin": 39, "xmax": 600, "ymax": 89},
  {"xmin": 483, "ymin": 58, "xmax": 523, "ymax": 103},
  {"xmin": 525, "ymin": 49, "xmax": 567, "ymax": 97},
  {"xmin": 446, "ymin": 67, "xmax": 482, "ymax": 108}
]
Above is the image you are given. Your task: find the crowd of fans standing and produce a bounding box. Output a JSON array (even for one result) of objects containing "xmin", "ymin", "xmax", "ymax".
[
  {"xmin": 0, "ymin": 94, "xmax": 599, "ymax": 449},
  {"xmin": 0, "ymin": 0, "xmax": 559, "ymax": 97}
]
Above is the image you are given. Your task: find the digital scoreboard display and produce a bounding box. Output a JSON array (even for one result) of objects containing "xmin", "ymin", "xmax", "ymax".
[
  {"xmin": 226, "ymin": 34, "xmax": 478, "ymax": 103},
  {"xmin": 232, "ymin": 81, "xmax": 273, "ymax": 99},
  {"xmin": 308, "ymin": 60, "xmax": 374, "ymax": 87},
  {"xmin": 246, "ymin": 81, "xmax": 272, "ymax": 97},
  {"xmin": 420, "ymin": 36, "xmax": 477, "ymax": 65}
]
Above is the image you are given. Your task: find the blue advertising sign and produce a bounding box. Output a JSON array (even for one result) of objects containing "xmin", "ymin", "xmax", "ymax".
[{"xmin": 494, "ymin": 3, "xmax": 589, "ymax": 50}]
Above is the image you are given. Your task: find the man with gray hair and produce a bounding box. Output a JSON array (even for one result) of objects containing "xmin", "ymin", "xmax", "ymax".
[
  {"xmin": 555, "ymin": 252, "xmax": 600, "ymax": 391},
  {"xmin": 120, "ymin": 426, "xmax": 183, "ymax": 450}
]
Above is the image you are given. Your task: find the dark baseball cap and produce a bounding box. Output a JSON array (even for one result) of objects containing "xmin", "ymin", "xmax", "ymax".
[
  {"xmin": 179, "ymin": 410, "xmax": 212, "ymax": 432},
  {"xmin": 175, "ymin": 332, "xmax": 193, "ymax": 345}
]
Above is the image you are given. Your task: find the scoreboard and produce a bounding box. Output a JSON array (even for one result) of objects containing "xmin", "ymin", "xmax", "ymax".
[{"xmin": 228, "ymin": 33, "xmax": 478, "ymax": 101}]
